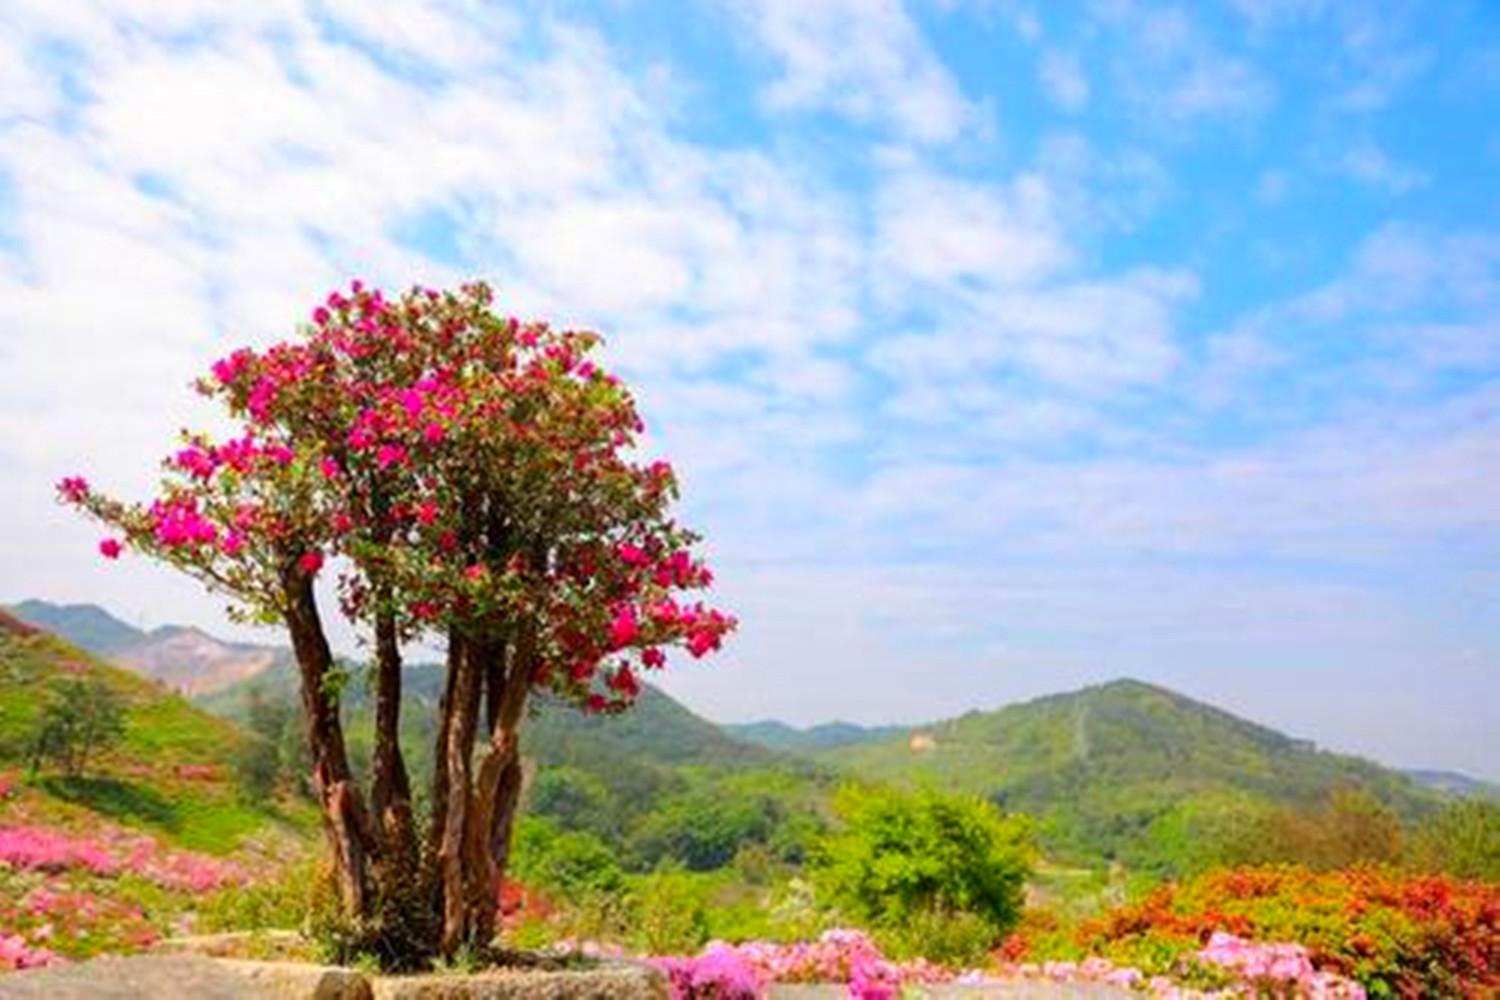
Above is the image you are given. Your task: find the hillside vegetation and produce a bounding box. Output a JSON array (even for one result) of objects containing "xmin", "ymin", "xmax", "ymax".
[
  {"xmin": 817, "ymin": 678, "xmax": 1442, "ymax": 867},
  {"xmin": 0, "ymin": 610, "xmax": 310, "ymax": 854}
]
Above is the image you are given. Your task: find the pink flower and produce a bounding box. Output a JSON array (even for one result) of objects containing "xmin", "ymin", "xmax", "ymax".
[
  {"xmin": 312, "ymin": 306, "xmax": 330, "ymax": 325},
  {"xmin": 263, "ymin": 444, "xmax": 294, "ymax": 466},
  {"xmin": 173, "ymin": 446, "xmax": 219, "ymax": 481},
  {"xmin": 320, "ymin": 457, "xmax": 341, "ymax": 479},
  {"xmin": 617, "ymin": 542, "xmax": 648, "ymax": 567},
  {"xmin": 608, "ymin": 606, "xmax": 638, "ymax": 649},
  {"xmin": 423, "ymin": 422, "xmax": 446, "ymax": 444},
  {"xmin": 415, "ymin": 500, "xmax": 439, "ymax": 526},
  {"xmin": 98, "ymin": 538, "xmax": 123, "ymax": 560},
  {"xmin": 57, "ymin": 476, "xmax": 90, "ymax": 503},
  {"xmin": 376, "ymin": 444, "xmax": 407, "ymax": 470},
  {"xmin": 220, "ymin": 532, "xmax": 245, "ymax": 556},
  {"xmin": 608, "ymin": 666, "xmax": 640, "ymax": 697},
  {"xmin": 641, "ymin": 647, "xmax": 666, "ymax": 669},
  {"xmin": 298, "ymin": 550, "xmax": 324, "ymax": 575}
]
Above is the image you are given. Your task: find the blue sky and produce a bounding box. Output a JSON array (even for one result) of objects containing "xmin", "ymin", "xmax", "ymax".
[{"xmin": 0, "ymin": 0, "xmax": 1496, "ymax": 777}]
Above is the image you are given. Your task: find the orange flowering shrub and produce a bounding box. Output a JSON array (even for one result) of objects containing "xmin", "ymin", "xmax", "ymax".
[{"xmin": 1010, "ymin": 865, "xmax": 1498, "ymax": 998}]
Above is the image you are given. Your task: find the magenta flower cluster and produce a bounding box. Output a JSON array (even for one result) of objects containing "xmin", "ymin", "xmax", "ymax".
[
  {"xmin": 650, "ymin": 929, "xmax": 949, "ymax": 1000},
  {"xmin": 0, "ymin": 932, "xmax": 59, "ymax": 971},
  {"xmin": 1196, "ymin": 932, "xmax": 1366, "ymax": 998},
  {"xmin": 0, "ymin": 826, "xmax": 246, "ymax": 893}
]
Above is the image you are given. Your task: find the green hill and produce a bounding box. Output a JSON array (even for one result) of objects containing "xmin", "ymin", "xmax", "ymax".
[
  {"xmin": 0, "ymin": 609, "xmax": 312, "ymax": 854},
  {"xmin": 815, "ymin": 678, "xmax": 1443, "ymax": 866},
  {"xmin": 725, "ymin": 719, "xmax": 909, "ymax": 751}
]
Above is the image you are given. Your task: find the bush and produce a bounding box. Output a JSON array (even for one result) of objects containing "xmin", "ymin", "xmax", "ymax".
[
  {"xmin": 509, "ymin": 816, "xmax": 625, "ymax": 896},
  {"xmin": 1406, "ymin": 799, "xmax": 1500, "ymax": 881},
  {"xmin": 233, "ymin": 735, "xmax": 280, "ymax": 803},
  {"xmin": 1052, "ymin": 865, "xmax": 1500, "ymax": 997},
  {"xmin": 631, "ymin": 869, "xmax": 715, "ymax": 954},
  {"xmin": 813, "ymin": 784, "xmax": 1033, "ymax": 956}
]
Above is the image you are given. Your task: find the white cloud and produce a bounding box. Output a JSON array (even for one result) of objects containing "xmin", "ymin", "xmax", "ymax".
[
  {"xmin": 726, "ymin": 0, "xmax": 980, "ymax": 144},
  {"xmin": 1340, "ymin": 141, "xmax": 1428, "ymax": 193},
  {"xmin": 1092, "ymin": 2, "xmax": 1276, "ymax": 122},
  {"xmin": 874, "ymin": 168, "xmax": 1070, "ymax": 293},
  {"xmin": 1038, "ymin": 49, "xmax": 1089, "ymax": 112}
]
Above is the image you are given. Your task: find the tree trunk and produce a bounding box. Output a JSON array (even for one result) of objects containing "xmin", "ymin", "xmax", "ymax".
[
  {"xmin": 428, "ymin": 625, "xmax": 537, "ymax": 957},
  {"xmin": 282, "ymin": 570, "xmax": 376, "ymax": 919},
  {"xmin": 436, "ymin": 630, "xmax": 484, "ymax": 955},
  {"xmin": 370, "ymin": 608, "xmax": 416, "ymax": 860}
]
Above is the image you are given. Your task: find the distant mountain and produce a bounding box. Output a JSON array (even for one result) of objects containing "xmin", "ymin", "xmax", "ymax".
[
  {"xmin": 8, "ymin": 600, "xmax": 286, "ymax": 696},
  {"xmin": 726, "ymin": 718, "xmax": 909, "ymax": 750},
  {"xmin": 1404, "ymin": 769, "xmax": 1499, "ymax": 800},
  {"xmin": 815, "ymin": 678, "xmax": 1443, "ymax": 863},
  {"xmin": 8, "ymin": 599, "xmax": 146, "ymax": 655}
]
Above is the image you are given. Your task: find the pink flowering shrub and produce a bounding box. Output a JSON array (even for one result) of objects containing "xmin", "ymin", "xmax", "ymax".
[
  {"xmin": 0, "ymin": 932, "xmax": 59, "ymax": 971},
  {"xmin": 1195, "ymin": 932, "xmax": 1365, "ymax": 998},
  {"xmin": 650, "ymin": 929, "xmax": 951, "ymax": 999},
  {"xmin": 5, "ymin": 886, "xmax": 159, "ymax": 958},
  {"xmin": 648, "ymin": 928, "xmax": 1370, "ymax": 999},
  {"xmin": 0, "ymin": 826, "xmax": 245, "ymax": 892},
  {"xmin": 0, "ymin": 827, "xmax": 116, "ymax": 877}
]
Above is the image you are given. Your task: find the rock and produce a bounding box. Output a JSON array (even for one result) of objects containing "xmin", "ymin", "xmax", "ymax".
[
  {"xmin": 369, "ymin": 960, "xmax": 668, "ymax": 1000},
  {"xmin": 0, "ymin": 956, "xmax": 668, "ymax": 1000},
  {"xmin": 219, "ymin": 960, "xmax": 373, "ymax": 999},
  {"xmin": 0, "ymin": 955, "xmax": 259, "ymax": 999}
]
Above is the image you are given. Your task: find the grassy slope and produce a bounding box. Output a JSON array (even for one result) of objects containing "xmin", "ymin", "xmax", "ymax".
[
  {"xmin": 816, "ymin": 678, "xmax": 1440, "ymax": 860},
  {"xmin": 0, "ymin": 617, "xmax": 313, "ymax": 854}
]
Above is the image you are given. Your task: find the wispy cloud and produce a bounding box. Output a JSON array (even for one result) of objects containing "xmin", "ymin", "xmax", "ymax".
[{"xmin": 725, "ymin": 0, "xmax": 982, "ymax": 144}]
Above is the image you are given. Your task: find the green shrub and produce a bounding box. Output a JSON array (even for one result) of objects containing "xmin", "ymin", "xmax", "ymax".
[
  {"xmin": 1406, "ymin": 798, "xmax": 1499, "ymax": 880},
  {"xmin": 630, "ymin": 869, "xmax": 714, "ymax": 954},
  {"xmin": 509, "ymin": 816, "xmax": 626, "ymax": 896},
  {"xmin": 198, "ymin": 855, "xmax": 330, "ymax": 934},
  {"xmin": 814, "ymin": 783, "xmax": 1033, "ymax": 953}
]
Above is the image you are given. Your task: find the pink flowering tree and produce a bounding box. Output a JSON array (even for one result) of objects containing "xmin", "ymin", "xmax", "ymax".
[{"xmin": 61, "ymin": 281, "xmax": 735, "ymax": 962}]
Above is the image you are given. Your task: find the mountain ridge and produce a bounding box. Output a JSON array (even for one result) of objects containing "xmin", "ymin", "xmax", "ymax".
[
  {"xmin": 8, "ymin": 600, "xmax": 1489, "ymax": 817},
  {"xmin": 8, "ymin": 600, "xmax": 287, "ymax": 697}
]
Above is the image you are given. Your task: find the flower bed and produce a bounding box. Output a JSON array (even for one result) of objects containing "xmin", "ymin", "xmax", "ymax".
[
  {"xmin": 647, "ymin": 926, "xmax": 1368, "ymax": 998},
  {"xmin": 0, "ymin": 932, "xmax": 59, "ymax": 971},
  {"xmin": 1011, "ymin": 865, "xmax": 1498, "ymax": 998},
  {"xmin": 0, "ymin": 825, "xmax": 246, "ymax": 892}
]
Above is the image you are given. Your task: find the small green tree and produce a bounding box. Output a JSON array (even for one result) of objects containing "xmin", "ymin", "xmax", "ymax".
[
  {"xmin": 234, "ymin": 733, "xmax": 281, "ymax": 802},
  {"xmin": 815, "ymin": 784, "xmax": 1032, "ymax": 951},
  {"xmin": 1407, "ymin": 799, "xmax": 1500, "ymax": 880},
  {"xmin": 28, "ymin": 677, "xmax": 126, "ymax": 777}
]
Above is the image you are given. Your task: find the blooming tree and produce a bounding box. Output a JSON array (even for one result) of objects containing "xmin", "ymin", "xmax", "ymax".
[{"xmin": 61, "ymin": 281, "xmax": 735, "ymax": 961}]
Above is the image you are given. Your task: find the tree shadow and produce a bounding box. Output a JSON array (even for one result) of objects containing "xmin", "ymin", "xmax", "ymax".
[{"xmin": 38, "ymin": 775, "xmax": 181, "ymax": 832}]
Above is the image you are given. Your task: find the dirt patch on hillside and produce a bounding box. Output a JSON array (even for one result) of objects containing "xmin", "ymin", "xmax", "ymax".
[{"xmin": 0, "ymin": 609, "xmax": 42, "ymax": 639}]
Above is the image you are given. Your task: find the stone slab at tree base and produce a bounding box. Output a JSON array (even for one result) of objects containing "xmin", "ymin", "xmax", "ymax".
[{"xmin": 0, "ymin": 956, "xmax": 668, "ymax": 1000}]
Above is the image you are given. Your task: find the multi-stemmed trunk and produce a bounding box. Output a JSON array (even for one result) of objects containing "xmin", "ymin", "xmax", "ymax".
[
  {"xmin": 280, "ymin": 574, "xmax": 530, "ymax": 962},
  {"xmin": 432, "ymin": 629, "xmax": 533, "ymax": 954}
]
